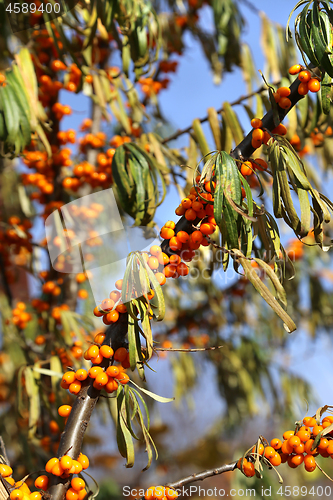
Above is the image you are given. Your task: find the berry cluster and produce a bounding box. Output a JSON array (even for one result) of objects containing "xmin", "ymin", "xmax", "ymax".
[
  {"xmin": 60, "ymin": 340, "xmax": 130, "ymax": 395},
  {"xmin": 238, "ymin": 414, "xmax": 333, "ymax": 477}
]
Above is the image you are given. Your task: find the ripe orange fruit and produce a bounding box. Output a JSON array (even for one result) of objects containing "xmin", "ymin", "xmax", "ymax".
[
  {"xmin": 308, "ymin": 78, "xmax": 320, "ymax": 92},
  {"xmin": 298, "ymin": 82, "xmax": 309, "ymax": 95},
  {"xmin": 114, "ymin": 347, "xmax": 128, "ymax": 362},
  {"xmin": 99, "ymin": 345, "xmax": 114, "ymax": 358},
  {"xmin": 289, "ymin": 64, "xmax": 302, "ymax": 75},
  {"xmin": 303, "ymin": 454, "xmax": 316, "ymax": 472},
  {"xmin": 177, "ymin": 231, "xmax": 190, "ymax": 243},
  {"xmin": 277, "ymin": 86, "xmax": 291, "ymax": 97},
  {"xmin": 270, "ymin": 438, "xmax": 282, "ymax": 450},
  {"xmin": 270, "ymin": 453, "xmax": 281, "ymax": 466},
  {"xmin": 251, "ymin": 118, "xmax": 263, "ymax": 129},
  {"xmin": 177, "ymin": 262, "xmax": 189, "ymax": 276},
  {"xmin": 58, "ymin": 405, "xmax": 72, "ymax": 417},
  {"xmin": 298, "ymin": 70, "xmax": 311, "ymax": 82},
  {"xmin": 34, "ymin": 476, "xmax": 49, "ymax": 490},
  {"xmin": 160, "ymin": 227, "xmax": 174, "ymax": 239},
  {"xmin": 240, "ymin": 161, "xmax": 252, "ymax": 176},
  {"xmin": 71, "ymin": 478, "xmax": 85, "ymax": 492},
  {"xmin": 279, "ymin": 97, "xmax": 291, "ymax": 110},
  {"xmin": 185, "ymin": 208, "xmax": 197, "ymax": 221},
  {"xmin": 169, "ymin": 236, "xmax": 182, "ymax": 251}
]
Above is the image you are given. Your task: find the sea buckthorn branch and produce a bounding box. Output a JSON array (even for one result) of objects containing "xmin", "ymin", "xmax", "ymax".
[
  {"xmin": 166, "ymin": 462, "xmax": 238, "ymax": 489},
  {"xmin": 48, "ymin": 314, "xmax": 128, "ymax": 500},
  {"xmin": 160, "ymin": 80, "xmax": 289, "ymax": 146},
  {"xmin": 160, "ymin": 68, "xmax": 315, "ymax": 258},
  {"xmin": 154, "ymin": 346, "xmax": 223, "ymax": 352}
]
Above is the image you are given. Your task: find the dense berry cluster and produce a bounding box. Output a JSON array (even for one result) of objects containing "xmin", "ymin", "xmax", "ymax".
[{"xmin": 238, "ymin": 414, "xmax": 333, "ymax": 477}]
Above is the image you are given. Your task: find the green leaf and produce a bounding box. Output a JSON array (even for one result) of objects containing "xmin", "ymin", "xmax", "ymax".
[
  {"xmin": 129, "ymin": 379, "xmax": 174, "ymax": 403},
  {"xmin": 321, "ymin": 72, "xmax": 332, "ymax": 114},
  {"xmin": 223, "ymin": 102, "xmax": 244, "ymax": 145},
  {"xmin": 207, "ymin": 108, "xmax": 222, "ymax": 150},
  {"xmin": 233, "ymin": 250, "xmax": 296, "ymax": 333},
  {"xmin": 192, "ymin": 119, "xmax": 210, "ymax": 156}
]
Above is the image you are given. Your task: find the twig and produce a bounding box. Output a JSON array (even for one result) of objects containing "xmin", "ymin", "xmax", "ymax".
[
  {"xmin": 166, "ymin": 462, "xmax": 238, "ymax": 489},
  {"xmin": 154, "ymin": 346, "xmax": 223, "ymax": 352},
  {"xmin": 160, "ymin": 83, "xmax": 277, "ymax": 145}
]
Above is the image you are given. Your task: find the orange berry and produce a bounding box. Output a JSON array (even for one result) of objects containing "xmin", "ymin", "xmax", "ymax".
[
  {"xmin": 115, "ymin": 279, "xmax": 123, "ymax": 290},
  {"xmin": 169, "ymin": 237, "xmax": 182, "ymax": 251},
  {"xmin": 281, "ymin": 440, "xmax": 293, "ymax": 455},
  {"xmin": 240, "ymin": 161, "xmax": 253, "ymax": 176},
  {"xmin": 34, "ymin": 476, "xmax": 49, "ymax": 490},
  {"xmin": 105, "ymin": 378, "xmax": 119, "ymax": 393},
  {"xmin": 277, "ymin": 86, "xmax": 291, "ymax": 97},
  {"xmin": 283, "ymin": 430, "xmax": 295, "ymax": 440},
  {"xmin": 77, "ymin": 454, "xmax": 89, "ymax": 469},
  {"xmin": 62, "ymin": 371, "xmax": 76, "ymax": 384},
  {"xmin": 304, "ymin": 454, "xmax": 316, "ymax": 472},
  {"xmin": 69, "ymin": 381, "xmax": 81, "ymax": 395},
  {"xmin": 58, "ymin": 405, "xmax": 72, "ymax": 417},
  {"xmin": 148, "ymin": 256, "xmax": 159, "ymax": 270},
  {"xmin": 60, "ymin": 456, "xmax": 73, "ymax": 471},
  {"xmin": 88, "ymin": 366, "xmax": 103, "ymax": 379},
  {"xmin": 290, "ymin": 454, "xmax": 304, "ymax": 467},
  {"xmin": 163, "ymin": 264, "xmax": 177, "ymax": 278},
  {"xmin": 279, "ymin": 97, "xmax": 291, "ymax": 110},
  {"xmin": 252, "ymin": 158, "xmax": 268, "ymax": 171},
  {"xmin": 303, "ymin": 416, "xmax": 317, "ymax": 427},
  {"xmin": 298, "ymin": 82, "xmax": 309, "ymax": 95},
  {"xmin": 150, "ymin": 245, "xmax": 162, "ymax": 256},
  {"xmin": 99, "ymin": 345, "xmax": 114, "ymax": 358},
  {"xmin": 75, "ymin": 369, "xmax": 88, "ymax": 381},
  {"xmin": 252, "ymin": 128, "xmax": 264, "ymax": 141},
  {"xmin": 251, "ymin": 118, "xmax": 263, "ymax": 129},
  {"xmin": 304, "ymin": 439, "xmax": 317, "ymax": 455},
  {"xmin": 176, "ymin": 262, "xmax": 189, "ymax": 276},
  {"xmin": 103, "ymin": 311, "xmax": 119, "ymax": 324},
  {"xmin": 95, "ymin": 372, "xmax": 108, "ymax": 386},
  {"xmin": 288, "ymin": 435, "xmax": 301, "ymax": 448},
  {"xmin": 106, "ymin": 366, "xmax": 120, "ymax": 377},
  {"xmin": 289, "ymin": 64, "xmax": 302, "ymax": 75},
  {"xmin": 114, "ymin": 347, "xmax": 128, "ymax": 362},
  {"xmin": 71, "ymin": 478, "xmax": 85, "ymax": 492},
  {"xmin": 272, "ymin": 124, "xmax": 287, "ymax": 136},
  {"xmin": 165, "ymin": 488, "xmax": 178, "ymax": 500},
  {"xmin": 200, "ymin": 223, "xmax": 214, "ymax": 235},
  {"xmin": 181, "ymin": 198, "xmax": 192, "ymax": 209},
  {"xmin": 312, "ymin": 424, "xmax": 323, "ymax": 436},
  {"xmin": 270, "ymin": 453, "xmax": 282, "ymax": 466},
  {"xmin": 243, "ymin": 461, "xmax": 255, "ymax": 477},
  {"xmin": 45, "ymin": 458, "xmax": 59, "ymax": 474},
  {"xmin": 144, "ymin": 487, "xmax": 156, "ymax": 500},
  {"xmin": 155, "ymin": 272, "xmax": 166, "ymax": 285},
  {"xmin": 270, "ymin": 438, "xmax": 282, "ymax": 450},
  {"xmin": 177, "ymin": 231, "xmax": 190, "ymax": 243},
  {"xmin": 51, "ymin": 462, "xmax": 64, "ymax": 476},
  {"xmin": 273, "ymin": 92, "xmax": 280, "ymax": 103},
  {"xmin": 264, "ymin": 446, "xmax": 275, "ymax": 459},
  {"xmin": 308, "ymin": 78, "xmax": 320, "ymax": 92},
  {"xmin": 10, "ymin": 490, "xmax": 24, "ymax": 500},
  {"xmin": 298, "ymin": 70, "xmax": 311, "ymax": 82},
  {"xmin": 66, "ymin": 488, "xmax": 79, "ymax": 500},
  {"xmin": 116, "ymin": 372, "xmax": 130, "ymax": 385},
  {"xmin": 160, "ymin": 227, "xmax": 174, "ymax": 239},
  {"xmin": 185, "ymin": 208, "xmax": 197, "ymax": 221},
  {"xmin": 101, "ymin": 298, "xmax": 114, "ymax": 311}
]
